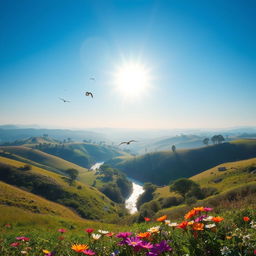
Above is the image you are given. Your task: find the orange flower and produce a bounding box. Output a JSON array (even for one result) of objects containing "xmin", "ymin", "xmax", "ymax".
[
  {"xmin": 177, "ymin": 221, "xmax": 188, "ymax": 229},
  {"xmin": 185, "ymin": 209, "xmax": 197, "ymax": 220},
  {"xmin": 156, "ymin": 215, "xmax": 168, "ymax": 222},
  {"xmin": 144, "ymin": 217, "xmax": 151, "ymax": 222},
  {"xmin": 71, "ymin": 244, "xmax": 89, "ymax": 253},
  {"xmin": 192, "ymin": 223, "xmax": 204, "ymax": 231},
  {"xmin": 137, "ymin": 232, "xmax": 151, "ymax": 239},
  {"xmin": 212, "ymin": 216, "xmax": 224, "ymax": 223},
  {"xmin": 193, "ymin": 207, "xmax": 205, "ymax": 212},
  {"xmin": 105, "ymin": 232, "xmax": 115, "ymax": 237},
  {"xmin": 243, "ymin": 216, "xmax": 250, "ymax": 222},
  {"xmin": 226, "ymin": 236, "xmax": 232, "ymax": 240}
]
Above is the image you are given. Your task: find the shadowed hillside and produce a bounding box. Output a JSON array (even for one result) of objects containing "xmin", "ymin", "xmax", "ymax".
[{"xmin": 107, "ymin": 140, "xmax": 256, "ymax": 185}]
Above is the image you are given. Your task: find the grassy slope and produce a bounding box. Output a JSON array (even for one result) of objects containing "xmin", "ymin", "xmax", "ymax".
[
  {"xmin": 0, "ymin": 146, "xmax": 97, "ymax": 185},
  {"xmin": 107, "ymin": 139, "xmax": 256, "ymax": 185},
  {"xmin": 154, "ymin": 157, "xmax": 256, "ymax": 199},
  {"xmin": 0, "ymin": 156, "xmax": 123, "ymax": 221}
]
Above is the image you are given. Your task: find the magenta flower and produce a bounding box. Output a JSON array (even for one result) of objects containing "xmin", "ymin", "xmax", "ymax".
[
  {"xmin": 116, "ymin": 232, "xmax": 132, "ymax": 239},
  {"xmin": 126, "ymin": 237, "xmax": 143, "ymax": 247},
  {"xmin": 82, "ymin": 249, "xmax": 96, "ymax": 255},
  {"xmin": 149, "ymin": 240, "xmax": 172, "ymax": 255},
  {"xmin": 204, "ymin": 207, "xmax": 213, "ymax": 212},
  {"xmin": 195, "ymin": 215, "xmax": 207, "ymax": 222},
  {"xmin": 16, "ymin": 236, "xmax": 30, "ymax": 241},
  {"xmin": 140, "ymin": 241, "xmax": 153, "ymax": 249}
]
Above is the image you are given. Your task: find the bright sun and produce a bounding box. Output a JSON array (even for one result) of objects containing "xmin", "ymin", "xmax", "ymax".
[{"xmin": 114, "ymin": 62, "xmax": 151, "ymax": 99}]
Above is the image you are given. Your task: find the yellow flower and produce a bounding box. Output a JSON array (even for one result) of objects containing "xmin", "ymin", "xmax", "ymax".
[
  {"xmin": 43, "ymin": 250, "xmax": 50, "ymax": 254},
  {"xmin": 192, "ymin": 223, "xmax": 204, "ymax": 231}
]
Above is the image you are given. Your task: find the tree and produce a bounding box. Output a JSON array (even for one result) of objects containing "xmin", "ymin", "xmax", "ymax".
[
  {"xmin": 216, "ymin": 135, "xmax": 225, "ymax": 144},
  {"xmin": 66, "ymin": 168, "xmax": 79, "ymax": 184},
  {"xmin": 203, "ymin": 138, "xmax": 209, "ymax": 146},
  {"xmin": 171, "ymin": 145, "xmax": 176, "ymax": 152},
  {"xmin": 169, "ymin": 178, "xmax": 199, "ymax": 198}
]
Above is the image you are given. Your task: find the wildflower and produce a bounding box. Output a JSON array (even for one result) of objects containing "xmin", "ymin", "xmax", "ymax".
[
  {"xmin": 184, "ymin": 209, "xmax": 197, "ymax": 220},
  {"xmin": 82, "ymin": 249, "xmax": 96, "ymax": 255},
  {"xmin": 43, "ymin": 250, "xmax": 50, "ymax": 254},
  {"xmin": 10, "ymin": 242, "xmax": 20, "ymax": 247},
  {"xmin": 168, "ymin": 222, "xmax": 178, "ymax": 227},
  {"xmin": 85, "ymin": 228, "xmax": 94, "ymax": 234},
  {"xmin": 188, "ymin": 220, "xmax": 195, "ymax": 225},
  {"xmin": 254, "ymin": 249, "xmax": 256, "ymax": 255},
  {"xmin": 92, "ymin": 233, "xmax": 101, "ymax": 240},
  {"xmin": 226, "ymin": 236, "xmax": 232, "ymax": 239},
  {"xmin": 110, "ymin": 250, "xmax": 120, "ymax": 256},
  {"xmin": 195, "ymin": 215, "xmax": 207, "ymax": 222},
  {"xmin": 137, "ymin": 232, "xmax": 151, "ymax": 239},
  {"xmin": 144, "ymin": 217, "xmax": 151, "ymax": 222},
  {"xmin": 71, "ymin": 244, "xmax": 89, "ymax": 253},
  {"xmin": 164, "ymin": 220, "xmax": 171, "ymax": 225},
  {"xmin": 156, "ymin": 215, "xmax": 168, "ymax": 222},
  {"xmin": 243, "ymin": 216, "xmax": 250, "ymax": 222},
  {"xmin": 116, "ymin": 232, "xmax": 132, "ymax": 238},
  {"xmin": 220, "ymin": 246, "xmax": 231, "ymax": 255},
  {"xmin": 105, "ymin": 232, "xmax": 115, "ymax": 237},
  {"xmin": 5, "ymin": 224, "xmax": 11, "ymax": 228},
  {"xmin": 212, "ymin": 216, "xmax": 224, "ymax": 223},
  {"xmin": 148, "ymin": 226, "xmax": 160, "ymax": 233},
  {"xmin": 192, "ymin": 223, "xmax": 204, "ymax": 231},
  {"xmin": 205, "ymin": 224, "xmax": 216, "ymax": 229},
  {"xmin": 126, "ymin": 237, "xmax": 142, "ymax": 247},
  {"xmin": 16, "ymin": 236, "xmax": 30, "ymax": 241},
  {"xmin": 204, "ymin": 207, "xmax": 213, "ymax": 212},
  {"xmin": 203, "ymin": 216, "xmax": 213, "ymax": 221},
  {"xmin": 98, "ymin": 229, "xmax": 109, "ymax": 234},
  {"xmin": 20, "ymin": 251, "xmax": 27, "ymax": 254},
  {"xmin": 250, "ymin": 221, "xmax": 256, "ymax": 229},
  {"xmin": 177, "ymin": 221, "xmax": 188, "ymax": 229},
  {"xmin": 150, "ymin": 240, "xmax": 172, "ymax": 254},
  {"xmin": 58, "ymin": 228, "xmax": 67, "ymax": 233},
  {"xmin": 140, "ymin": 241, "xmax": 153, "ymax": 249}
]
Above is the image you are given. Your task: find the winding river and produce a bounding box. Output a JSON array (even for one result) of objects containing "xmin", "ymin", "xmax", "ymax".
[{"xmin": 90, "ymin": 162, "xmax": 144, "ymax": 214}]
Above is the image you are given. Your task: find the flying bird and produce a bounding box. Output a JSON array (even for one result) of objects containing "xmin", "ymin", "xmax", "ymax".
[
  {"xmin": 90, "ymin": 77, "xmax": 95, "ymax": 81},
  {"xmin": 85, "ymin": 92, "xmax": 93, "ymax": 98},
  {"xmin": 119, "ymin": 140, "xmax": 137, "ymax": 146},
  {"xmin": 59, "ymin": 97, "xmax": 70, "ymax": 103}
]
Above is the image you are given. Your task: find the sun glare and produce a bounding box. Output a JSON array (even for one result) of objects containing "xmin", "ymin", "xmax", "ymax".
[{"xmin": 114, "ymin": 62, "xmax": 151, "ymax": 99}]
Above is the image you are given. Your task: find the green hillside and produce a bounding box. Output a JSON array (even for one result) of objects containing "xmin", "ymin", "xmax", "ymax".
[
  {"xmin": 0, "ymin": 146, "xmax": 97, "ymax": 185},
  {"xmin": 0, "ymin": 156, "xmax": 125, "ymax": 222},
  {"xmin": 32, "ymin": 141, "xmax": 127, "ymax": 168},
  {"xmin": 107, "ymin": 140, "xmax": 256, "ymax": 185}
]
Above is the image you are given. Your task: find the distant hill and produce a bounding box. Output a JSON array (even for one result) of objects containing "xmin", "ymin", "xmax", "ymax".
[
  {"xmin": 107, "ymin": 140, "xmax": 256, "ymax": 185},
  {"xmin": 0, "ymin": 156, "xmax": 124, "ymax": 221}
]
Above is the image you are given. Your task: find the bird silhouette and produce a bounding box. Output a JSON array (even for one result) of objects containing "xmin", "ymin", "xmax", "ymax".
[
  {"xmin": 59, "ymin": 97, "xmax": 70, "ymax": 103},
  {"xmin": 90, "ymin": 77, "xmax": 95, "ymax": 81},
  {"xmin": 119, "ymin": 140, "xmax": 137, "ymax": 146},
  {"xmin": 85, "ymin": 92, "xmax": 93, "ymax": 98}
]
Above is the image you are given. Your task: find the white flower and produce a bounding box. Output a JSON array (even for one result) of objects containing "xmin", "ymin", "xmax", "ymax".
[
  {"xmin": 250, "ymin": 221, "xmax": 256, "ymax": 229},
  {"xmin": 205, "ymin": 224, "xmax": 216, "ymax": 229},
  {"xmin": 168, "ymin": 222, "xmax": 178, "ymax": 227},
  {"xmin": 220, "ymin": 246, "xmax": 231, "ymax": 255},
  {"xmin": 21, "ymin": 251, "xmax": 28, "ymax": 255},
  {"xmin": 148, "ymin": 226, "xmax": 160, "ymax": 233},
  {"xmin": 92, "ymin": 233, "xmax": 102, "ymax": 240},
  {"xmin": 98, "ymin": 229, "xmax": 109, "ymax": 234},
  {"xmin": 165, "ymin": 220, "xmax": 171, "ymax": 225},
  {"xmin": 203, "ymin": 216, "xmax": 213, "ymax": 221}
]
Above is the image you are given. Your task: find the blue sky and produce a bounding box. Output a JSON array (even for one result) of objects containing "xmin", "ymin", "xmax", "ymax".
[{"xmin": 0, "ymin": 0, "xmax": 255, "ymax": 129}]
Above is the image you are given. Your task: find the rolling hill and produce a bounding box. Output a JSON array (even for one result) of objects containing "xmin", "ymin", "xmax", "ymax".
[
  {"xmin": 107, "ymin": 140, "xmax": 256, "ymax": 185},
  {"xmin": 0, "ymin": 156, "xmax": 125, "ymax": 221}
]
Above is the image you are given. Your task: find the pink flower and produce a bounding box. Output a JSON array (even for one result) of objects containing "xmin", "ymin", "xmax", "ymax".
[
  {"xmin": 85, "ymin": 228, "xmax": 94, "ymax": 234},
  {"xmin": 58, "ymin": 228, "xmax": 67, "ymax": 233},
  {"xmin": 10, "ymin": 242, "xmax": 20, "ymax": 247},
  {"xmin": 16, "ymin": 237, "xmax": 30, "ymax": 241},
  {"xmin": 82, "ymin": 249, "xmax": 96, "ymax": 255},
  {"xmin": 204, "ymin": 207, "xmax": 213, "ymax": 212}
]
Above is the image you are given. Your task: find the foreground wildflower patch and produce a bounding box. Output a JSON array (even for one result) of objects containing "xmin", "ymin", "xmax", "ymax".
[{"xmin": 1, "ymin": 207, "xmax": 256, "ymax": 256}]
